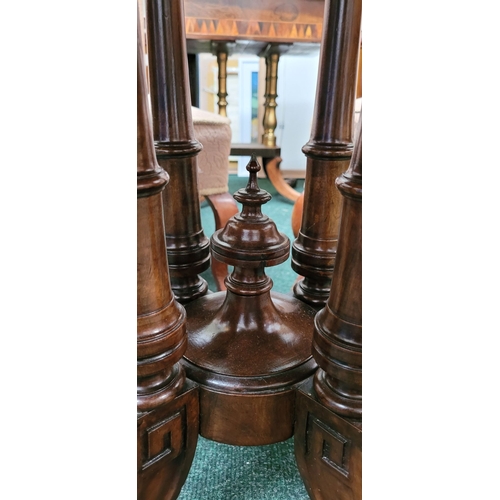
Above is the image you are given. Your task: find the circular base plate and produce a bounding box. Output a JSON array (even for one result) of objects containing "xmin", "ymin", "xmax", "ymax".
[{"xmin": 183, "ymin": 291, "xmax": 318, "ymax": 445}]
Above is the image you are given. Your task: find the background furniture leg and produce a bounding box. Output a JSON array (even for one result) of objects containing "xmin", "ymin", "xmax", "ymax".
[
  {"xmin": 262, "ymin": 48, "xmax": 280, "ymax": 148},
  {"xmin": 264, "ymin": 156, "xmax": 301, "ymax": 202},
  {"xmin": 205, "ymin": 192, "xmax": 239, "ymax": 290},
  {"xmin": 182, "ymin": 159, "xmax": 317, "ymax": 446},
  {"xmin": 216, "ymin": 45, "xmax": 229, "ymax": 117}
]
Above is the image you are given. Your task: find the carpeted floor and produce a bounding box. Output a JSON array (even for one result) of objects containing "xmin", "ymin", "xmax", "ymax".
[{"xmin": 178, "ymin": 174, "xmax": 310, "ymax": 500}]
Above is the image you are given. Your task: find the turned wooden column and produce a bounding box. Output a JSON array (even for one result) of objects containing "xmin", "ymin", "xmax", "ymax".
[
  {"xmin": 294, "ymin": 113, "xmax": 362, "ymax": 500},
  {"xmin": 137, "ymin": 11, "xmax": 199, "ymax": 500},
  {"xmin": 146, "ymin": 0, "xmax": 210, "ymax": 304},
  {"xmin": 215, "ymin": 44, "xmax": 229, "ymax": 117},
  {"xmin": 181, "ymin": 157, "xmax": 317, "ymax": 446},
  {"xmin": 292, "ymin": 0, "xmax": 362, "ymax": 308},
  {"xmin": 261, "ymin": 48, "xmax": 280, "ymax": 147}
]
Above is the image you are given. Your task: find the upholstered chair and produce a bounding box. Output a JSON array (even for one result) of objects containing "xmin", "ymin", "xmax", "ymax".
[{"xmin": 191, "ymin": 106, "xmax": 238, "ymax": 290}]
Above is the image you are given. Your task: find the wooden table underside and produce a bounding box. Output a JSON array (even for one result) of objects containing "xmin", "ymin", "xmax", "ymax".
[{"xmin": 184, "ymin": 0, "xmax": 324, "ymax": 45}]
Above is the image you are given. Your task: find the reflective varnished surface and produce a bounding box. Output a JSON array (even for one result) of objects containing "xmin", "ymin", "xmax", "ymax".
[
  {"xmin": 137, "ymin": 7, "xmax": 198, "ymax": 499},
  {"xmin": 182, "ymin": 159, "xmax": 317, "ymax": 445}
]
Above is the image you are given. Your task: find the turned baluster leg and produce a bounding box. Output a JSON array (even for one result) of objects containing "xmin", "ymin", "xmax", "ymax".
[
  {"xmin": 294, "ymin": 112, "xmax": 362, "ymax": 500},
  {"xmin": 215, "ymin": 45, "xmax": 229, "ymax": 117},
  {"xmin": 261, "ymin": 49, "xmax": 279, "ymax": 148},
  {"xmin": 292, "ymin": 0, "xmax": 362, "ymax": 308},
  {"xmin": 182, "ymin": 157, "xmax": 317, "ymax": 446},
  {"xmin": 260, "ymin": 44, "xmax": 301, "ymax": 202},
  {"xmin": 137, "ymin": 11, "xmax": 199, "ymax": 500},
  {"xmin": 146, "ymin": 0, "xmax": 210, "ymax": 304}
]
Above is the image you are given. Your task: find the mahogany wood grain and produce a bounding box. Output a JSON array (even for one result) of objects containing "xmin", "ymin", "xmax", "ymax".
[
  {"xmin": 146, "ymin": 0, "xmax": 210, "ymax": 304},
  {"xmin": 137, "ymin": 10, "xmax": 198, "ymax": 499},
  {"xmin": 182, "ymin": 158, "xmax": 317, "ymax": 445},
  {"xmin": 291, "ymin": 0, "xmax": 361, "ymax": 309},
  {"xmin": 294, "ymin": 112, "xmax": 362, "ymax": 500}
]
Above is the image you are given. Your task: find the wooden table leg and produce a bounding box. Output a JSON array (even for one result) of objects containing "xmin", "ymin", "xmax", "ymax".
[
  {"xmin": 146, "ymin": 0, "xmax": 210, "ymax": 304},
  {"xmin": 295, "ymin": 111, "xmax": 362, "ymax": 500},
  {"xmin": 137, "ymin": 11, "xmax": 198, "ymax": 498},
  {"xmin": 291, "ymin": 0, "xmax": 362, "ymax": 309}
]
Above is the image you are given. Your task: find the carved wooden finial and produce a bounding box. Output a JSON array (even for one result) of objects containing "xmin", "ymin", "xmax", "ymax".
[
  {"xmin": 182, "ymin": 159, "xmax": 318, "ymax": 446},
  {"xmin": 245, "ymin": 154, "xmax": 260, "ymax": 192},
  {"xmin": 213, "ymin": 156, "xmax": 287, "ymax": 273}
]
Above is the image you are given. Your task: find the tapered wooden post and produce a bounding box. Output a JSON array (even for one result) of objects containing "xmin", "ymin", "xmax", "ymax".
[
  {"xmin": 292, "ymin": 0, "xmax": 362, "ymax": 308},
  {"xmin": 146, "ymin": 0, "xmax": 210, "ymax": 304},
  {"xmin": 294, "ymin": 113, "xmax": 362, "ymax": 500},
  {"xmin": 137, "ymin": 10, "xmax": 199, "ymax": 499}
]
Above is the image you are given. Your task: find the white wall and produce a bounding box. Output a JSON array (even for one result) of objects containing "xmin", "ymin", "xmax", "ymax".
[
  {"xmin": 274, "ymin": 52, "xmax": 320, "ymax": 172},
  {"xmin": 196, "ymin": 51, "xmax": 320, "ymax": 176}
]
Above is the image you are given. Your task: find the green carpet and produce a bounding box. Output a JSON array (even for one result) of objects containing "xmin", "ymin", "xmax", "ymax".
[{"xmin": 178, "ymin": 174, "xmax": 309, "ymax": 500}]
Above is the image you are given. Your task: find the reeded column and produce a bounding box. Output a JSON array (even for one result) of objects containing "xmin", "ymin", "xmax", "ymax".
[
  {"xmin": 216, "ymin": 46, "xmax": 228, "ymax": 117},
  {"xmin": 292, "ymin": 0, "xmax": 362, "ymax": 308},
  {"xmin": 294, "ymin": 113, "xmax": 362, "ymax": 500},
  {"xmin": 261, "ymin": 48, "xmax": 280, "ymax": 147},
  {"xmin": 146, "ymin": 0, "xmax": 210, "ymax": 304},
  {"xmin": 137, "ymin": 11, "xmax": 199, "ymax": 499}
]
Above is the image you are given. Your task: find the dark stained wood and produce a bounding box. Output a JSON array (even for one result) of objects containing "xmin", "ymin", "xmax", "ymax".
[
  {"xmin": 294, "ymin": 378, "xmax": 362, "ymax": 500},
  {"xmin": 187, "ymin": 53, "xmax": 199, "ymax": 107},
  {"xmin": 229, "ymin": 144, "xmax": 301, "ymax": 202},
  {"xmin": 182, "ymin": 158, "xmax": 317, "ymax": 445},
  {"xmin": 146, "ymin": 0, "xmax": 210, "ymax": 304},
  {"xmin": 292, "ymin": 0, "xmax": 361, "ymax": 308},
  {"xmin": 294, "ymin": 112, "xmax": 362, "ymax": 500},
  {"xmin": 137, "ymin": 10, "xmax": 199, "ymax": 499},
  {"xmin": 187, "ymin": 39, "xmax": 320, "ymax": 57}
]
